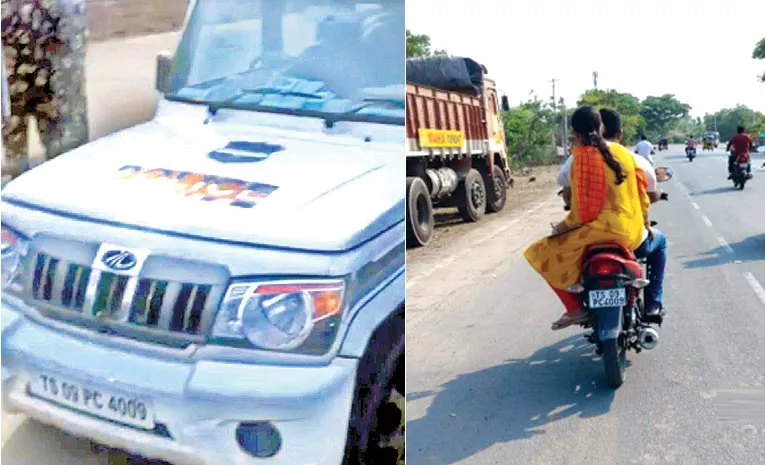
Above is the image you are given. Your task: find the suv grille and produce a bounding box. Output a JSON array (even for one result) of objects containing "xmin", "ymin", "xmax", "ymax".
[{"xmin": 28, "ymin": 251, "xmax": 224, "ymax": 339}]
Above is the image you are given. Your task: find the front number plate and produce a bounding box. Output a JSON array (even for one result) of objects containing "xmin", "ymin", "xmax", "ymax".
[
  {"xmin": 588, "ymin": 288, "xmax": 627, "ymax": 309},
  {"xmin": 28, "ymin": 372, "xmax": 156, "ymax": 430}
]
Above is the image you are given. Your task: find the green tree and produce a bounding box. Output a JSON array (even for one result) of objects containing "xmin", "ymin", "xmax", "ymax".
[
  {"xmin": 502, "ymin": 96, "xmax": 558, "ymax": 166},
  {"xmin": 670, "ymin": 114, "xmax": 705, "ymax": 142},
  {"xmin": 640, "ymin": 94, "xmax": 691, "ymax": 138},
  {"xmin": 754, "ymin": 37, "xmax": 765, "ymax": 82},
  {"xmin": 703, "ymin": 105, "xmax": 765, "ymax": 140},
  {"xmin": 406, "ymin": 30, "xmax": 448, "ymax": 58},
  {"xmin": 577, "ymin": 89, "xmax": 644, "ymax": 143}
]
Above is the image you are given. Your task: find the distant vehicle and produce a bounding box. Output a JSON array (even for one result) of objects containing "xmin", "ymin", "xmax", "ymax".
[
  {"xmin": 405, "ymin": 56, "xmax": 512, "ymax": 248},
  {"xmin": 703, "ymin": 131, "xmax": 720, "ymax": 148}
]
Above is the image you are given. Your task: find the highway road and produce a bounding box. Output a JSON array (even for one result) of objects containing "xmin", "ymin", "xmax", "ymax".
[{"xmin": 406, "ymin": 145, "xmax": 765, "ymax": 465}]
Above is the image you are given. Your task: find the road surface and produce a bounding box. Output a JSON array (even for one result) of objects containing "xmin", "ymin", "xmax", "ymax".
[
  {"xmin": 406, "ymin": 145, "xmax": 765, "ymax": 465},
  {"xmin": 2, "ymin": 33, "xmax": 179, "ymax": 465}
]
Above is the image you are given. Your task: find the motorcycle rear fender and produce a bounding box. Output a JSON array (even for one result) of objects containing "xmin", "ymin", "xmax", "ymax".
[{"xmin": 594, "ymin": 306, "xmax": 623, "ymax": 341}]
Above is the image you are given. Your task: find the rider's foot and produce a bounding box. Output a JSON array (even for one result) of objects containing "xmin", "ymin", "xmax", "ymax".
[
  {"xmin": 727, "ymin": 174, "xmax": 733, "ymax": 180},
  {"xmin": 747, "ymin": 173, "xmax": 753, "ymax": 179},
  {"xmin": 645, "ymin": 305, "xmax": 665, "ymax": 323},
  {"xmin": 551, "ymin": 309, "xmax": 587, "ymax": 330}
]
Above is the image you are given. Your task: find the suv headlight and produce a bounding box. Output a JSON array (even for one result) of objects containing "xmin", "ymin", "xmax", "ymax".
[
  {"xmin": 211, "ymin": 279, "xmax": 346, "ymax": 354},
  {"xmin": 1, "ymin": 225, "xmax": 28, "ymax": 291}
]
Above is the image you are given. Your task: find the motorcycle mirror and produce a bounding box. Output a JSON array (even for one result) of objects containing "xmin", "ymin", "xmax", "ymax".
[{"xmin": 655, "ymin": 166, "xmax": 673, "ymax": 182}]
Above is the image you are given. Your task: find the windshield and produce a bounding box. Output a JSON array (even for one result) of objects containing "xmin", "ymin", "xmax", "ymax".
[{"xmin": 165, "ymin": 0, "xmax": 404, "ymax": 124}]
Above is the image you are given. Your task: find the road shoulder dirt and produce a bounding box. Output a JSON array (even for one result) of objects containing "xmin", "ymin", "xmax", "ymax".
[{"xmin": 406, "ymin": 166, "xmax": 564, "ymax": 329}]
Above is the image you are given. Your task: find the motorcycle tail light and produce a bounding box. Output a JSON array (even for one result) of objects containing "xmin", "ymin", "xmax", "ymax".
[{"xmin": 588, "ymin": 259, "xmax": 623, "ymax": 276}]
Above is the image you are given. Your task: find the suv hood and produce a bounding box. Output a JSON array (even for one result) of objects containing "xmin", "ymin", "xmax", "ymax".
[{"xmin": 2, "ymin": 115, "xmax": 403, "ymax": 252}]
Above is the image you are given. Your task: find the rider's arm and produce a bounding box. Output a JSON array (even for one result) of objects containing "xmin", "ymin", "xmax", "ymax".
[
  {"xmin": 557, "ymin": 155, "xmax": 573, "ymax": 188},
  {"xmin": 557, "ymin": 156, "xmax": 573, "ymax": 209}
]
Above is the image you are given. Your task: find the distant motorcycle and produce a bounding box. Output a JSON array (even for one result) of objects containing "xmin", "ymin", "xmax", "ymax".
[
  {"xmin": 556, "ymin": 167, "xmax": 672, "ymax": 388},
  {"xmin": 685, "ymin": 146, "xmax": 696, "ymax": 162}
]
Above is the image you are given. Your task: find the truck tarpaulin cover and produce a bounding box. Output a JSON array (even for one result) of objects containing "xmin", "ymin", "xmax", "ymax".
[{"xmin": 406, "ymin": 56, "xmax": 485, "ymax": 94}]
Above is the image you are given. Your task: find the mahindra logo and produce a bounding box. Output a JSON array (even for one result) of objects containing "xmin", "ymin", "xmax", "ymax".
[{"xmin": 101, "ymin": 250, "xmax": 138, "ymax": 271}]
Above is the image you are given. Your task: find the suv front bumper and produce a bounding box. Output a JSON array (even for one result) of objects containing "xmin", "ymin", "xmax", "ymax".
[{"xmin": 1, "ymin": 296, "xmax": 358, "ymax": 465}]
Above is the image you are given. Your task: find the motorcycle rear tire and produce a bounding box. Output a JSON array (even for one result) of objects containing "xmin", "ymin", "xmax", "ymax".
[{"xmin": 602, "ymin": 339, "xmax": 626, "ymax": 388}]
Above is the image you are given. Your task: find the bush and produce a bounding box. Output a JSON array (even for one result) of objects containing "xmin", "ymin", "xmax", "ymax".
[{"xmin": 502, "ymin": 98, "xmax": 560, "ymax": 168}]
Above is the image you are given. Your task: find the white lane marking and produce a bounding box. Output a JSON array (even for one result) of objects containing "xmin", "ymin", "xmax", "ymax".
[
  {"xmin": 692, "ymin": 202, "xmax": 700, "ymax": 210},
  {"xmin": 717, "ymin": 237, "xmax": 734, "ymax": 254},
  {"xmin": 744, "ymin": 272, "xmax": 765, "ymax": 305},
  {"xmin": 702, "ymin": 215, "xmax": 713, "ymax": 227}
]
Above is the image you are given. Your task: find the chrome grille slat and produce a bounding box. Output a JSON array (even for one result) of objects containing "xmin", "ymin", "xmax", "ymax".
[
  {"xmin": 199, "ymin": 286, "xmax": 225, "ymax": 335},
  {"xmin": 117, "ymin": 277, "xmax": 140, "ymax": 322},
  {"xmin": 81, "ymin": 269, "xmax": 103, "ymax": 315},
  {"xmin": 131, "ymin": 279, "xmax": 154, "ymax": 324},
  {"xmin": 33, "ymin": 254, "xmax": 52, "ymax": 299},
  {"xmin": 25, "ymin": 250, "xmax": 224, "ymax": 344},
  {"xmin": 158, "ymin": 282, "xmax": 183, "ymax": 330},
  {"xmin": 105, "ymin": 274, "xmax": 119, "ymax": 310},
  {"xmin": 64, "ymin": 265, "xmax": 85, "ymax": 309},
  {"xmin": 182, "ymin": 285, "xmax": 199, "ymax": 332},
  {"xmin": 51, "ymin": 260, "xmax": 69, "ymax": 307}
]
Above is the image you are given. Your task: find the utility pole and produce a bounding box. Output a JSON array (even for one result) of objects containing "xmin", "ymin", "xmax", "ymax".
[
  {"xmin": 550, "ymin": 78, "xmax": 559, "ymax": 151},
  {"xmin": 560, "ymin": 97, "xmax": 569, "ymax": 156},
  {"xmin": 550, "ymin": 78, "xmax": 557, "ymax": 107},
  {"xmin": 593, "ymin": 71, "xmax": 598, "ymax": 90}
]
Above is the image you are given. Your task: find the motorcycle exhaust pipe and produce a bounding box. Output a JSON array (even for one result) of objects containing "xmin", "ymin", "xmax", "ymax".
[{"xmin": 637, "ymin": 327, "xmax": 659, "ymax": 350}]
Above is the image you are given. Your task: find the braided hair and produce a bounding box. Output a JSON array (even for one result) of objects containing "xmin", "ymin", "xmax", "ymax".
[{"xmin": 571, "ymin": 105, "xmax": 626, "ymax": 184}]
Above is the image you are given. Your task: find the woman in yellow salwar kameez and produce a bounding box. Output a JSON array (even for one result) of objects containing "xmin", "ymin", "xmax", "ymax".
[{"xmin": 524, "ymin": 105, "xmax": 649, "ymax": 330}]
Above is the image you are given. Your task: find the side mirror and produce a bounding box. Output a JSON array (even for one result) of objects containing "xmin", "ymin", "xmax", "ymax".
[
  {"xmin": 155, "ymin": 51, "xmax": 174, "ymax": 94},
  {"xmin": 655, "ymin": 166, "xmax": 673, "ymax": 182},
  {"xmin": 501, "ymin": 95, "xmax": 510, "ymax": 112}
]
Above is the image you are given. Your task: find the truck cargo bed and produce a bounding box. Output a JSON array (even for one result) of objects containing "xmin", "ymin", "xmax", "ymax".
[{"xmin": 406, "ymin": 82, "xmax": 488, "ymax": 157}]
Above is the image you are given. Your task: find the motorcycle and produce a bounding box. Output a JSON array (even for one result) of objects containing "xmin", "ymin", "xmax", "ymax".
[
  {"xmin": 685, "ymin": 146, "xmax": 696, "ymax": 161},
  {"xmin": 731, "ymin": 152, "xmax": 751, "ymax": 190},
  {"xmin": 657, "ymin": 139, "xmax": 668, "ymax": 151},
  {"xmin": 557, "ymin": 166, "xmax": 672, "ymax": 388}
]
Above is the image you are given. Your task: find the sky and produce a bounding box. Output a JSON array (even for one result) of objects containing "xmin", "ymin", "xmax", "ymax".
[{"xmin": 406, "ymin": 0, "xmax": 765, "ymax": 117}]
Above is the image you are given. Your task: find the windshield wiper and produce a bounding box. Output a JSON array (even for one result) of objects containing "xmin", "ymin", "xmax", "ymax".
[
  {"xmin": 240, "ymin": 87, "xmax": 326, "ymax": 99},
  {"xmin": 204, "ymin": 87, "xmax": 329, "ymax": 120},
  {"xmin": 323, "ymin": 98, "xmax": 405, "ymax": 128}
]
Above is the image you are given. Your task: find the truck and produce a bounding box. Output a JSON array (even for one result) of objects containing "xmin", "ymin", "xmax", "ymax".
[
  {"xmin": 1, "ymin": 1, "xmax": 405, "ymax": 464},
  {"xmin": 405, "ymin": 56, "xmax": 512, "ymax": 247}
]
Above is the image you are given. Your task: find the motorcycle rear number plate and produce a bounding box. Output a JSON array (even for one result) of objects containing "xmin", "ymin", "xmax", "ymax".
[
  {"xmin": 588, "ymin": 288, "xmax": 627, "ymax": 309},
  {"xmin": 739, "ymin": 164, "xmax": 749, "ymax": 168}
]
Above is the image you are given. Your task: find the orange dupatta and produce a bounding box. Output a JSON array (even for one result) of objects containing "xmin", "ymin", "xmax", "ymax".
[{"xmin": 565, "ymin": 145, "xmax": 607, "ymax": 227}]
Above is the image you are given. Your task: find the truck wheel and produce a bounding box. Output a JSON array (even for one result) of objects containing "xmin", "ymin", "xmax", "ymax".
[
  {"xmin": 406, "ymin": 177, "xmax": 434, "ymax": 247},
  {"xmin": 455, "ymin": 168, "xmax": 486, "ymax": 222},
  {"xmin": 343, "ymin": 313, "xmax": 405, "ymax": 465},
  {"xmin": 484, "ymin": 167, "xmax": 508, "ymax": 213}
]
